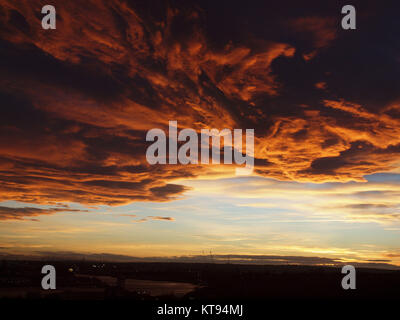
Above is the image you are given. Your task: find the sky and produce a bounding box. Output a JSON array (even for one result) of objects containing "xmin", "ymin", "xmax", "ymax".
[{"xmin": 0, "ymin": 0, "xmax": 400, "ymax": 268}]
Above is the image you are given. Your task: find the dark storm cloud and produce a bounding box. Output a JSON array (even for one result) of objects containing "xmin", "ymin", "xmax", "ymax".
[{"xmin": 0, "ymin": 0, "xmax": 399, "ymax": 208}]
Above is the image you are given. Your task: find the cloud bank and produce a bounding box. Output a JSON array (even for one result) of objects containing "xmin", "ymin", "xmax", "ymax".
[{"xmin": 0, "ymin": 0, "xmax": 399, "ymax": 211}]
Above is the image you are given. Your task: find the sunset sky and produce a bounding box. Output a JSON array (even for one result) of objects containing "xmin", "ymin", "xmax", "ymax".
[{"xmin": 0, "ymin": 0, "xmax": 400, "ymax": 267}]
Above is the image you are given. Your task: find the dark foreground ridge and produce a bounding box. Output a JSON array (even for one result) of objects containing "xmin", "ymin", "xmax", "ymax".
[{"xmin": 1, "ymin": 259, "xmax": 400, "ymax": 301}]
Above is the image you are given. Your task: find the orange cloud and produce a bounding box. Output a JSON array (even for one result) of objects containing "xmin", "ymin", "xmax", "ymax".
[{"xmin": 0, "ymin": 0, "xmax": 399, "ymax": 208}]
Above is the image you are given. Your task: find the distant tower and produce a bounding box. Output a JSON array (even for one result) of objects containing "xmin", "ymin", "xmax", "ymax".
[{"xmin": 209, "ymin": 250, "xmax": 214, "ymax": 263}]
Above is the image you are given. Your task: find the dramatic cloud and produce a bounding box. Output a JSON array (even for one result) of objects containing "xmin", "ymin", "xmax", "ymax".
[{"xmin": 0, "ymin": 0, "xmax": 399, "ymax": 209}]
